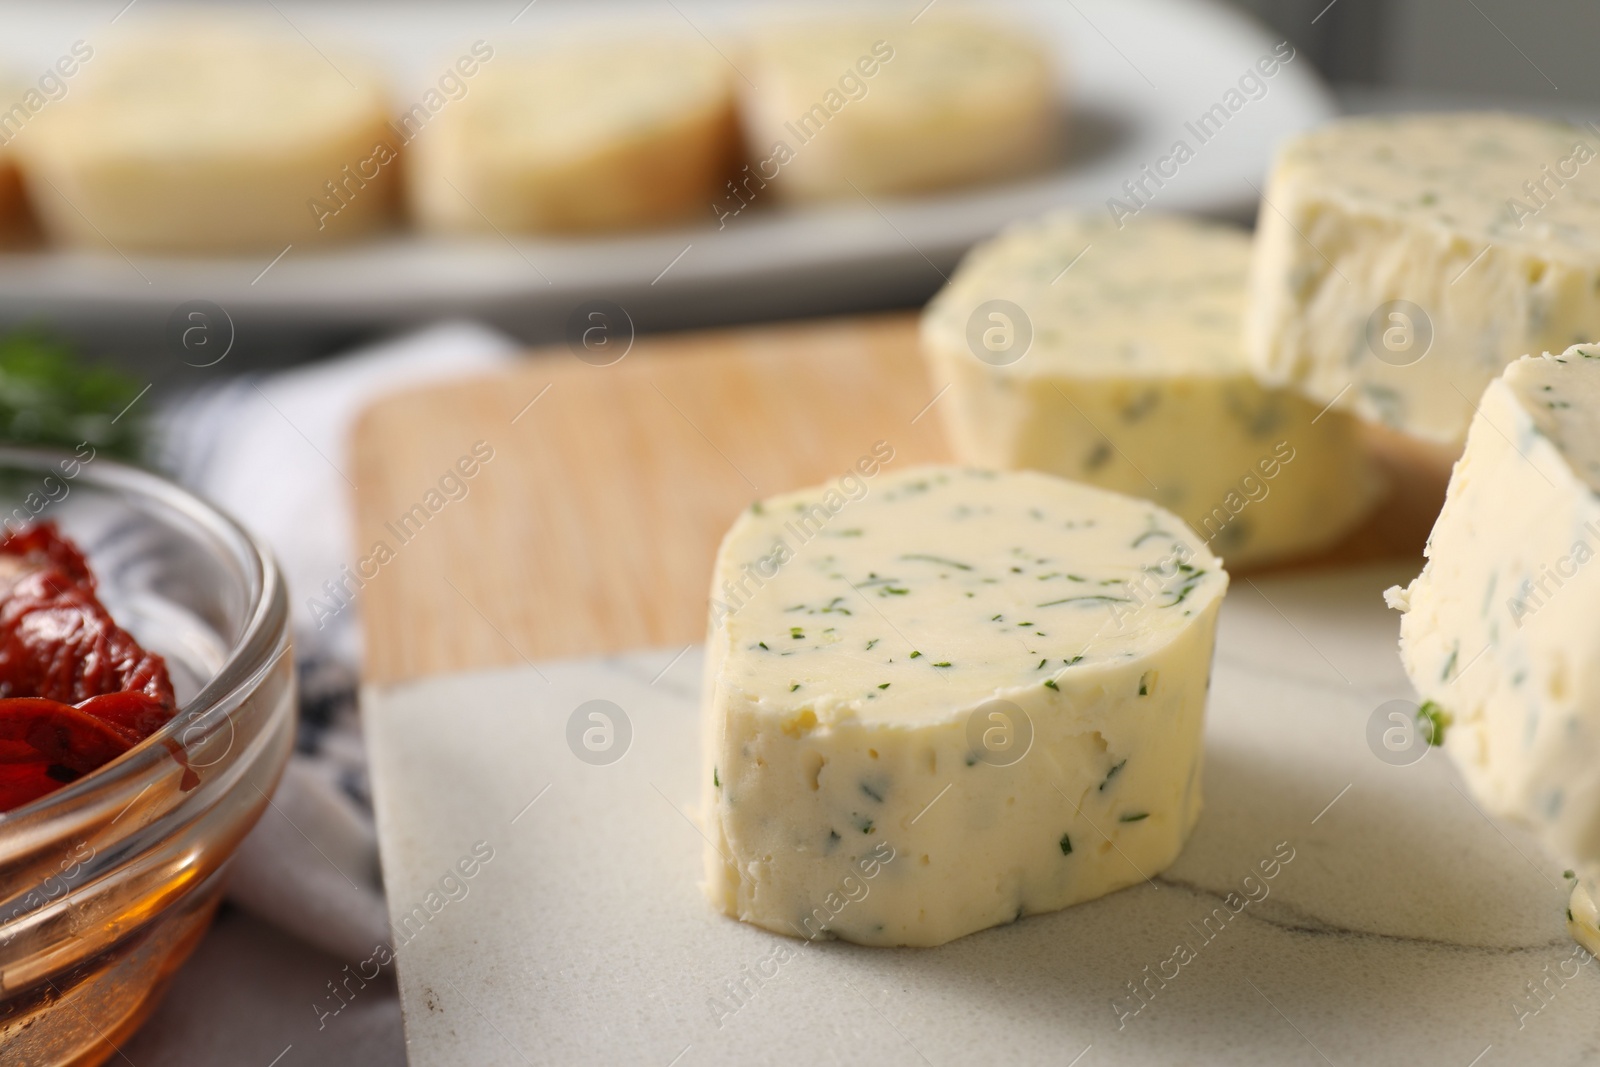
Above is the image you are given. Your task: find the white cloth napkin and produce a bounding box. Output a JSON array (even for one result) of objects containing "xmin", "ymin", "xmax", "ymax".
[{"xmin": 154, "ymin": 321, "xmax": 520, "ymax": 962}]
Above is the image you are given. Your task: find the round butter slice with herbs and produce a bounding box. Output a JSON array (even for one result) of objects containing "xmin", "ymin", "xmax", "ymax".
[
  {"xmin": 17, "ymin": 25, "xmax": 396, "ymax": 253},
  {"xmin": 1248, "ymin": 112, "xmax": 1600, "ymax": 445},
  {"xmin": 409, "ymin": 40, "xmax": 738, "ymax": 233},
  {"xmin": 738, "ymin": 18, "xmax": 1058, "ymax": 200},
  {"xmin": 1388, "ymin": 346, "xmax": 1600, "ymax": 869},
  {"xmin": 701, "ymin": 465, "xmax": 1228, "ymax": 947},
  {"xmin": 922, "ymin": 211, "xmax": 1381, "ymax": 568}
]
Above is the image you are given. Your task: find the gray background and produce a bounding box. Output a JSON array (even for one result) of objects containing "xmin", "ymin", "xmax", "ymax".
[{"xmin": 1231, "ymin": 0, "xmax": 1596, "ymax": 106}]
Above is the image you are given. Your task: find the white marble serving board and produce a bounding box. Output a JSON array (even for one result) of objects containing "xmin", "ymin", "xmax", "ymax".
[{"xmin": 364, "ymin": 564, "xmax": 1600, "ymax": 1066}]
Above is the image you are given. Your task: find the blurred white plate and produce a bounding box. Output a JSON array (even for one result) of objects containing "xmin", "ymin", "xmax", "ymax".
[{"xmin": 0, "ymin": 0, "xmax": 1334, "ymax": 336}]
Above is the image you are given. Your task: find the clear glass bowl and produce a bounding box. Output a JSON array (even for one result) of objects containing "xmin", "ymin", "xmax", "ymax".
[{"xmin": 0, "ymin": 446, "xmax": 294, "ymax": 1065}]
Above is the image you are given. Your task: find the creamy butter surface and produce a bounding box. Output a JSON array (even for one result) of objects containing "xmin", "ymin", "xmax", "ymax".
[{"xmin": 701, "ymin": 465, "xmax": 1227, "ymax": 946}]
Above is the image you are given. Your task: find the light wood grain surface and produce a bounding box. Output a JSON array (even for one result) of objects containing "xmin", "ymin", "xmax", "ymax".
[{"xmin": 352, "ymin": 313, "xmax": 1453, "ymax": 686}]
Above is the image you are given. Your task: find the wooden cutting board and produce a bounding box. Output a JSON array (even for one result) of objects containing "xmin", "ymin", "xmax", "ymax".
[{"xmin": 350, "ymin": 313, "xmax": 1452, "ymax": 686}]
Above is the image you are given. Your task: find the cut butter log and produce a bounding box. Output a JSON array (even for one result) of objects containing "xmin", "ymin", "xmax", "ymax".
[
  {"xmin": 17, "ymin": 25, "xmax": 396, "ymax": 253},
  {"xmin": 921, "ymin": 211, "xmax": 1381, "ymax": 568},
  {"xmin": 1249, "ymin": 112, "xmax": 1600, "ymax": 446},
  {"xmin": 1387, "ymin": 346, "xmax": 1600, "ymax": 867},
  {"xmin": 701, "ymin": 465, "xmax": 1228, "ymax": 946},
  {"xmin": 738, "ymin": 20, "xmax": 1057, "ymax": 200},
  {"xmin": 409, "ymin": 41, "xmax": 737, "ymax": 233}
]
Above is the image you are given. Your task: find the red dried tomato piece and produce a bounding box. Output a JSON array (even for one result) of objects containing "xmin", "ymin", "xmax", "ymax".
[
  {"xmin": 0, "ymin": 523, "xmax": 95, "ymax": 589},
  {"xmin": 0, "ymin": 698, "xmax": 137, "ymax": 771},
  {"xmin": 0, "ymin": 761, "xmax": 77, "ymax": 811},
  {"xmin": 0, "ymin": 524, "xmax": 176, "ymax": 711},
  {"xmin": 76, "ymin": 691, "xmax": 174, "ymax": 741},
  {"xmin": 0, "ymin": 524, "xmax": 179, "ymax": 812}
]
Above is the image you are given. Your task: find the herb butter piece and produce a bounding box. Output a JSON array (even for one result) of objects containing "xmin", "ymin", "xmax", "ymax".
[
  {"xmin": 1248, "ymin": 112, "xmax": 1600, "ymax": 445},
  {"xmin": 1388, "ymin": 346, "xmax": 1600, "ymax": 868},
  {"xmin": 922, "ymin": 210, "xmax": 1381, "ymax": 567},
  {"xmin": 1570, "ymin": 865, "xmax": 1600, "ymax": 957},
  {"xmin": 701, "ymin": 465, "xmax": 1228, "ymax": 946}
]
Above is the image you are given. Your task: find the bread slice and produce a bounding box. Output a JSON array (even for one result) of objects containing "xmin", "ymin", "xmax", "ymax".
[
  {"xmin": 0, "ymin": 82, "xmax": 35, "ymax": 247},
  {"xmin": 0, "ymin": 154, "xmax": 29, "ymax": 248},
  {"xmin": 409, "ymin": 39, "xmax": 739, "ymax": 234},
  {"xmin": 739, "ymin": 18, "xmax": 1060, "ymax": 200},
  {"xmin": 17, "ymin": 23, "xmax": 397, "ymax": 254}
]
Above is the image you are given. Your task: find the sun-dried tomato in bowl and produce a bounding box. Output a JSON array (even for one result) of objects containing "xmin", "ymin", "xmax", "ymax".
[
  {"xmin": 0, "ymin": 522, "xmax": 178, "ymax": 810},
  {"xmin": 0, "ymin": 447, "xmax": 293, "ymax": 1066}
]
